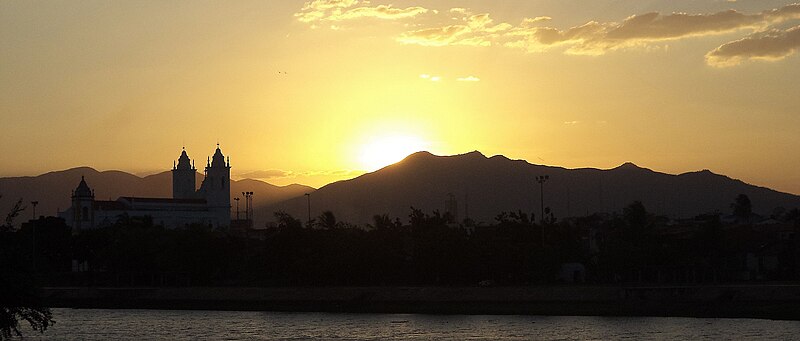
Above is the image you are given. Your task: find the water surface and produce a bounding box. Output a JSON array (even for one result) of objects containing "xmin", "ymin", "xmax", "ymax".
[{"xmin": 20, "ymin": 308, "xmax": 800, "ymax": 340}]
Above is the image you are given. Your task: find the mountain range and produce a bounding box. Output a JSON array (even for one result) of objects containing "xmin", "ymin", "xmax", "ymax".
[
  {"xmin": 258, "ymin": 151, "xmax": 800, "ymax": 226},
  {"xmin": 0, "ymin": 167, "xmax": 312, "ymax": 221},
  {"xmin": 3, "ymin": 152, "xmax": 799, "ymax": 227}
]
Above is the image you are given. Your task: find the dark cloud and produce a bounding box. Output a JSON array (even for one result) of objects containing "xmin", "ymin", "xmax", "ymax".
[{"xmin": 706, "ymin": 25, "xmax": 800, "ymax": 66}]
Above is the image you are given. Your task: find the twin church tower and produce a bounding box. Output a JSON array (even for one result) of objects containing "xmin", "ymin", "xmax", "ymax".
[
  {"xmin": 172, "ymin": 144, "xmax": 231, "ymax": 213},
  {"xmin": 62, "ymin": 145, "xmax": 232, "ymax": 231}
]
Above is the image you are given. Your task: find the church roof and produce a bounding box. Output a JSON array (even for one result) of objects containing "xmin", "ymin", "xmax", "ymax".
[
  {"xmin": 73, "ymin": 176, "xmax": 94, "ymax": 198},
  {"xmin": 210, "ymin": 145, "xmax": 227, "ymax": 168},
  {"xmin": 94, "ymin": 200, "xmax": 125, "ymax": 210},
  {"xmin": 175, "ymin": 148, "xmax": 194, "ymax": 170},
  {"xmin": 117, "ymin": 197, "xmax": 207, "ymax": 205}
]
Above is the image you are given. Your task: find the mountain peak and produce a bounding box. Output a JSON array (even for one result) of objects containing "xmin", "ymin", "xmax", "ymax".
[
  {"xmin": 402, "ymin": 151, "xmax": 435, "ymax": 161},
  {"xmin": 614, "ymin": 162, "xmax": 641, "ymax": 170},
  {"xmin": 460, "ymin": 150, "xmax": 487, "ymax": 158}
]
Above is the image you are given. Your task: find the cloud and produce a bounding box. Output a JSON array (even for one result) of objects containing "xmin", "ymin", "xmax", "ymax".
[
  {"xmin": 456, "ymin": 76, "xmax": 480, "ymax": 82},
  {"xmin": 296, "ymin": 0, "xmax": 429, "ymax": 23},
  {"xmin": 706, "ymin": 25, "xmax": 800, "ymax": 66},
  {"xmin": 397, "ymin": 4, "xmax": 800, "ymax": 57},
  {"xmin": 330, "ymin": 5, "xmax": 428, "ymax": 21},
  {"xmin": 295, "ymin": 0, "xmax": 359, "ymax": 23},
  {"xmin": 508, "ymin": 4, "xmax": 800, "ymax": 55},
  {"xmin": 238, "ymin": 169, "xmax": 364, "ymax": 180},
  {"xmin": 295, "ymin": 2, "xmax": 800, "ymax": 65},
  {"xmin": 397, "ymin": 12, "xmax": 511, "ymax": 47},
  {"xmin": 419, "ymin": 74, "xmax": 441, "ymax": 81},
  {"xmin": 239, "ymin": 169, "xmax": 292, "ymax": 179}
]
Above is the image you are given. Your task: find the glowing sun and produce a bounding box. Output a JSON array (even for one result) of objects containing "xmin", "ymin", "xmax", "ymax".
[{"xmin": 358, "ymin": 134, "xmax": 429, "ymax": 171}]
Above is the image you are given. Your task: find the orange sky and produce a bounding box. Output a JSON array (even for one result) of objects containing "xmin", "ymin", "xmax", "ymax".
[{"xmin": 1, "ymin": 1, "xmax": 799, "ymax": 193}]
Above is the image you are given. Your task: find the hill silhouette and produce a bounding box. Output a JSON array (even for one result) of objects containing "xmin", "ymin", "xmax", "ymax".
[
  {"xmin": 258, "ymin": 151, "xmax": 800, "ymax": 226},
  {"xmin": 0, "ymin": 167, "xmax": 313, "ymax": 219}
]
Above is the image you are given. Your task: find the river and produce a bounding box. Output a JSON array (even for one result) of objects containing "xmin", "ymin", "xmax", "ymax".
[{"xmin": 18, "ymin": 308, "xmax": 800, "ymax": 340}]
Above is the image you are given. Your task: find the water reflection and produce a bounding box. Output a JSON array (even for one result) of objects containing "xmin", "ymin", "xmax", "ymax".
[{"xmin": 19, "ymin": 309, "xmax": 800, "ymax": 340}]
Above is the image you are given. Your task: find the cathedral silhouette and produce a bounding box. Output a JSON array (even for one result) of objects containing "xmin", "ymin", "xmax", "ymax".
[{"xmin": 59, "ymin": 145, "xmax": 232, "ymax": 232}]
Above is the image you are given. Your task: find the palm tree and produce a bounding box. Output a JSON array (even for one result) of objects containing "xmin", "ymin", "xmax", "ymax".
[{"xmin": 317, "ymin": 211, "xmax": 338, "ymax": 230}]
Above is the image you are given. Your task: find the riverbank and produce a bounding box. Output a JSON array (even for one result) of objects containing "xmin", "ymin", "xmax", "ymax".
[{"xmin": 40, "ymin": 284, "xmax": 800, "ymax": 320}]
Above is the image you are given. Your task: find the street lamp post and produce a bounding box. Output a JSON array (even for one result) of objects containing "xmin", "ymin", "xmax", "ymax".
[
  {"xmin": 304, "ymin": 193, "xmax": 311, "ymax": 228},
  {"xmin": 234, "ymin": 197, "xmax": 240, "ymax": 220},
  {"xmin": 248, "ymin": 192, "xmax": 253, "ymax": 222},
  {"xmin": 242, "ymin": 192, "xmax": 247, "ymax": 220},
  {"xmin": 535, "ymin": 175, "xmax": 549, "ymax": 244},
  {"xmin": 31, "ymin": 201, "xmax": 38, "ymax": 274},
  {"xmin": 241, "ymin": 192, "xmax": 253, "ymax": 222}
]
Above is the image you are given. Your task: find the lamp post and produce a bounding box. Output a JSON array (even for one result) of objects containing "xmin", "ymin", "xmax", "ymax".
[
  {"xmin": 234, "ymin": 197, "xmax": 240, "ymax": 220},
  {"xmin": 242, "ymin": 192, "xmax": 247, "ymax": 220},
  {"xmin": 535, "ymin": 175, "xmax": 549, "ymax": 244},
  {"xmin": 31, "ymin": 201, "xmax": 38, "ymax": 274},
  {"xmin": 241, "ymin": 192, "xmax": 253, "ymax": 221},
  {"xmin": 535, "ymin": 175, "xmax": 549, "ymax": 223},
  {"xmin": 247, "ymin": 192, "xmax": 253, "ymax": 222},
  {"xmin": 304, "ymin": 193, "xmax": 311, "ymax": 228}
]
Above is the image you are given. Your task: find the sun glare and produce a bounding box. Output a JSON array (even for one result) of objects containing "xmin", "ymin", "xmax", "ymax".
[{"xmin": 358, "ymin": 135, "xmax": 429, "ymax": 171}]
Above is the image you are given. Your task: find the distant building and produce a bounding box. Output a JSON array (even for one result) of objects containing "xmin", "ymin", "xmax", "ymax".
[{"xmin": 59, "ymin": 146, "xmax": 232, "ymax": 232}]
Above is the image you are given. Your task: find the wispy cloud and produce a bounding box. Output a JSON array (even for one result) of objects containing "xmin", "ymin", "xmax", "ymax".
[
  {"xmin": 419, "ymin": 74, "xmax": 442, "ymax": 81},
  {"xmin": 397, "ymin": 11, "xmax": 511, "ymax": 47},
  {"xmin": 706, "ymin": 25, "xmax": 800, "ymax": 67},
  {"xmin": 239, "ymin": 169, "xmax": 291, "ymax": 179},
  {"xmin": 296, "ymin": 0, "xmax": 429, "ymax": 23},
  {"xmin": 399, "ymin": 4, "xmax": 800, "ymax": 56},
  {"xmin": 456, "ymin": 76, "xmax": 480, "ymax": 82},
  {"xmin": 238, "ymin": 168, "xmax": 364, "ymax": 180},
  {"xmin": 295, "ymin": 2, "xmax": 800, "ymax": 65}
]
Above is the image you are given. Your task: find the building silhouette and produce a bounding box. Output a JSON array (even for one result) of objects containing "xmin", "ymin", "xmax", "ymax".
[{"xmin": 59, "ymin": 145, "xmax": 232, "ymax": 232}]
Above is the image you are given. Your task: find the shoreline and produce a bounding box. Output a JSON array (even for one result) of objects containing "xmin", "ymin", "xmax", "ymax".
[{"xmin": 40, "ymin": 284, "xmax": 800, "ymax": 320}]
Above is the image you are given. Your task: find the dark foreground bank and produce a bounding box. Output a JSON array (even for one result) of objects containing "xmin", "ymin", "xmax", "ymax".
[{"xmin": 40, "ymin": 285, "xmax": 800, "ymax": 320}]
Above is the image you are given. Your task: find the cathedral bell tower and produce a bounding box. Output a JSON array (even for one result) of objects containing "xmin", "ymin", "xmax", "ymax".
[
  {"xmin": 197, "ymin": 144, "xmax": 231, "ymax": 226},
  {"xmin": 71, "ymin": 176, "xmax": 95, "ymax": 232},
  {"xmin": 172, "ymin": 148, "xmax": 196, "ymax": 199}
]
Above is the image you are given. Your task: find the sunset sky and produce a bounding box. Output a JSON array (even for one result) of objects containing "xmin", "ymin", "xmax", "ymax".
[{"xmin": 2, "ymin": 1, "xmax": 799, "ymax": 193}]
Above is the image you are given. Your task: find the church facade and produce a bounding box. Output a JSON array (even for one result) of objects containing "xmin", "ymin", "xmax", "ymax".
[{"xmin": 59, "ymin": 146, "xmax": 232, "ymax": 231}]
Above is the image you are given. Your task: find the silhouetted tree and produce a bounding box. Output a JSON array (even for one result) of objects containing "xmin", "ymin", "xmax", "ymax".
[
  {"xmin": 623, "ymin": 201, "xmax": 649, "ymax": 230},
  {"xmin": 317, "ymin": 211, "xmax": 338, "ymax": 230},
  {"xmin": 369, "ymin": 214, "xmax": 396, "ymax": 230},
  {"xmin": 1, "ymin": 196, "xmax": 53, "ymax": 339},
  {"xmin": 732, "ymin": 194, "xmax": 752, "ymax": 223},
  {"xmin": 274, "ymin": 211, "xmax": 302, "ymax": 230},
  {"xmin": 1, "ymin": 197, "xmax": 24, "ymax": 233}
]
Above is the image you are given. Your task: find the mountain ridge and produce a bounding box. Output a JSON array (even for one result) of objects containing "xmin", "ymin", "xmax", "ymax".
[{"xmin": 257, "ymin": 151, "xmax": 800, "ymax": 226}]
